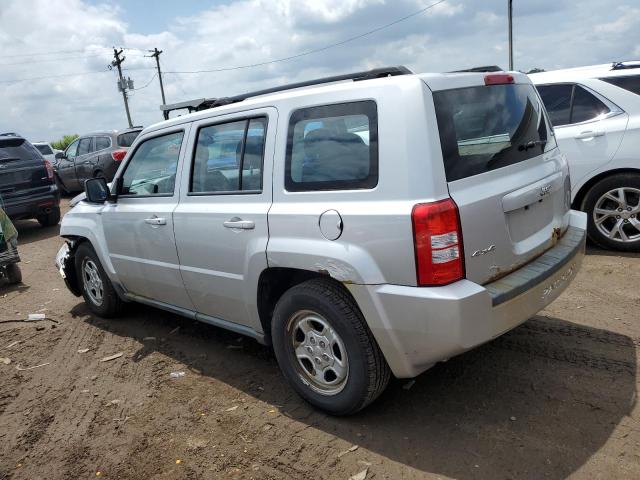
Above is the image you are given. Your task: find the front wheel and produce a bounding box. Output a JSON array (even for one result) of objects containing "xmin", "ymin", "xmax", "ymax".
[
  {"xmin": 74, "ymin": 243, "xmax": 123, "ymax": 317},
  {"xmin": 583, "ymin": 173, "xmax": 640, "ymax": 251},
  {"xmin": 271, "ymin": 278, "xmax": 390, "ymax": 415}
]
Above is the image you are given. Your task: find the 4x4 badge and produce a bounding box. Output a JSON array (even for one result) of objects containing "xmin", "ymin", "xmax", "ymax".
[
  {"xmin": 472, "ymin": 244, "xmax": 496, "ymax": 257},
  {"xmin": 539, "ymin": 184, "xmax": 552, "ymax": 197}
]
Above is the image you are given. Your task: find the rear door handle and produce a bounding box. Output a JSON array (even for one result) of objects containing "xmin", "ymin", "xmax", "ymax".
[
  {"xmin": 223, "ymin": 218, "xmax": 255, "ymax": 230},
  {"xmin": 144, "ymin": 216, "xmax": 166, "ymax": 226},
  {"xmin": 575, "ymin": 130, "xmax": 604, "ymax": 140}
]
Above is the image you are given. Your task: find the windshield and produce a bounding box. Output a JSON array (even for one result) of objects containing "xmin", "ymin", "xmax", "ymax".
[
  {"xmin": 117, "ymin": 130, "xmax": 142, "ymax": 147},
  {"xmin": 34, "ymin": 144, "xmax": 53, "ymax": 155},
  {"xmin": 433, "ymin": 83, "xmax": 554, "ymax": 182}
]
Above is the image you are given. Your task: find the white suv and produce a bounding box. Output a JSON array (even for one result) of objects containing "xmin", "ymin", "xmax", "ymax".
[
  {"xmin": 531, "ymin": 62, "xmax": 640, "ymax": 250},
  {"xmin": 56, "ymin": 67, "xmax": 586, "ymax": 414}
]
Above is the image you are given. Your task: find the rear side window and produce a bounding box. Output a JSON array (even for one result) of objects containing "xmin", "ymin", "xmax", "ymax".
[
  {"xmin": 536, "ymin": 84, "xmax": 572, "ymax": 126},
  {"xmin": 95, "ymin": 136, "xmax": 111, "ymax": 150},
  {"xmin": 117, "ymin": 130, "xmax": 141, "ymax": 147},
  {"xmin": 285, "ymin": 101, "xmax": 378, "ymax": 191},
  {"xmin": 434, "ymin": 83, "xmax": 551, "ymax": 182},
  {"xmin": 121, "ymin": 131, "xmax": 183, "ymax": 196},
  {"xmin": 0, "ymin": 138, "xmax": 42, "ymax": 162},
  {"xmin": 571, "ymin": 86, "xmax": 610, "ymax": 124},
  {"xmin": 190, "ymin": 117, "xmax": 266, "ymax": 194},
  {"xmin": 601, "ymin": 75, "xmax": 640, "ymax": 96},
  {"xmin": 34, "ymin": 144, "xmax": 53, "ymax": 155}
]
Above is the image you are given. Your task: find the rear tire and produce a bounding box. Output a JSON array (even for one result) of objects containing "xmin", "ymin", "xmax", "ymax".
[
  {"xmin": 74, "ymin": 243, "xmax": 123, "ymax": 318},
  {"xmin": 271, "ymin": 278, "xmax": 390, "ymax": 415},
  {"xmin": 583, "ymin": 173, "xmax": 640, "ymax": 251},
  {"xmin": 37, "ymin": 207, "xmax": 61, "ymax": 227},
  {"xmin": 6, "ymin": 263, "xmax": 22, "ymax": 284}
]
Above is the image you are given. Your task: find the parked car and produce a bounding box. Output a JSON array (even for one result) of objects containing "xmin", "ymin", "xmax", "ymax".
[
  {"xmin": 32, "ymin": 142, "xmax": 62, "ymax": 167},
  {"xmin": 0, "ymin": 134, "xmax": 60, "ymax": 226},
  {"xmin": 54, "ymin": 127, "xmax": 142, "ymax": 194},
  {"xmin": 55, "ymin": 67, "xmax": 586, "ymax": 414},
  {"xmin": 531, "ymin": 61, "xmax": 640, "ymax": 251}
]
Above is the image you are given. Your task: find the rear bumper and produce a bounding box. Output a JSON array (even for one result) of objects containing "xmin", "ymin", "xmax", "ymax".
[
  {"xmin": 348, "ymin": 210, "xmax": 587, "ymax": 378},
  {"xmin": 3, "ymin": 186, "xmax": 60, "ymax": 220}
]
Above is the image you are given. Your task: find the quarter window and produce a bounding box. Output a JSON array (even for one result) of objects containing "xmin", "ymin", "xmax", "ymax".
[
  {"xmin": 190, "ymin": 117, "xmax": 266, "ymax": 194},
  {"xmin": 571, "ymin": 86, "xmax": 610, "ymax": 124},
  {"xmin": 285, "ymin": 101, "xmax": 378, "ymax": 191},
  {"xmin": 65, "ymin": 139, "xmax": 80, "ymax": 159},
  {"xmin": 95, "ymin": 136, "xmax": 111, "ymax": 150},
  {"xmin": 121, "ymin": 131, "xmax": 183, "ymax": 196}
]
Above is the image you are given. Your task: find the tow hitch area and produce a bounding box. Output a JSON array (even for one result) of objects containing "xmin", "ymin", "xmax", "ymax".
[{"xmin": 55, "ymin": 242, "xmax": 81, "ymax": 296}]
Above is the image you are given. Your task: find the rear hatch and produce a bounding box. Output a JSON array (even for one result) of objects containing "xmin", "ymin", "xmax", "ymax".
[
  {"xmin": 0, "ymin": 137, "xmax": 52, "ymax": 202},
  {"xmin": 428, "ymin": 73, "xmax": 570, "ymax": 285}
]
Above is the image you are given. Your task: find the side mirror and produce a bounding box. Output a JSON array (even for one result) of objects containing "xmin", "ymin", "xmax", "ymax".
[
  {"xmin": 55, "ymin": 152, "xmax": 65, "ymax": 160},
  {"xmin": 84, "ymin": 177, "xmax": 111, "ymax": 204}
]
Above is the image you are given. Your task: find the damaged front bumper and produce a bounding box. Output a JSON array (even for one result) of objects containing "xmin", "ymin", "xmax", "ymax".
[{"xmin": 54, "ymin": 242, "xmax": 81, "ymax": 297}]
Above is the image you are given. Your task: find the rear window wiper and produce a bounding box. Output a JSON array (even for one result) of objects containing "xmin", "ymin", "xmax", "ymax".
[{"xmin": 517, "ymin": 140, "xmax": 546, "ymax": 152}]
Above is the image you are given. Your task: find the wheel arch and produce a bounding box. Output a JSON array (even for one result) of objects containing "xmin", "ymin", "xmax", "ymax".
[{"xmin": 573, "ymin": 168, "xmax": 640, "ymax": 210}]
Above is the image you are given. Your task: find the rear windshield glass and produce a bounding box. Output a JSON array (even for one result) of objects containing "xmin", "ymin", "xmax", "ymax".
[
  {"xmin": 117, "ymin": 130, "xmax": 141, "ymax": 147},
  {"xmin": 34, "ymin": 144, "xmax": 53, "ymax": 155},
  {"xmin": 0, "ymin": 138, "xmax": 42, "ymax": 162},
  {"xmin": 601, "ymin": 75, "xmax": 640, "ymax": 96},
  {"xmin": 434, "ymin": 83, "xmax": 552, "ymax": 182}
]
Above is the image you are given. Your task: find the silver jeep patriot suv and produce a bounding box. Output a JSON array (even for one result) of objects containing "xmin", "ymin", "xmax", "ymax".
[{"xmin": 55, "ymin": 66, "xmax": 587, "ymax": 414}]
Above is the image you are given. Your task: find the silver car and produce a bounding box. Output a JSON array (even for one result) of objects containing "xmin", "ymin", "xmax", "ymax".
[{"xmin": 55, "ymin": 66, "xmax": 587, "ymax": 414}]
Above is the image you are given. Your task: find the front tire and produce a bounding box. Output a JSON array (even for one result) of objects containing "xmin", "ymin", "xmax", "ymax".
[
  {"xmin": 74, "ymin": 243, "xmax": 123, "ymax": 317},
  {"xmin": 271, "ymin": 278, "xmax": 390, "ymax": 415},
  {"xmin": 583, "ymin": 173, "xmax": 640, "ymax": 251}
]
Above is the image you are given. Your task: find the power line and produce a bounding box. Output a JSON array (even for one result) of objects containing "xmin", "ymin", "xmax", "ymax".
[
  {"xmin": 0, "ymin": 53, "xmax": 110, "ymax": 67},
  {"xmin": 132, "ymin": 73, "xmax": 158, "ymax": 91},
  {"xmin": 0, "ymin": 46, "xmax": 137, "ymax": 59},
  {"xmin": 0, "ymin": 65, "xmax": 155, "ymax": 84},
  {"xmin": 165, "ymin": 0, "xmax": 447, "ymax": 75}
]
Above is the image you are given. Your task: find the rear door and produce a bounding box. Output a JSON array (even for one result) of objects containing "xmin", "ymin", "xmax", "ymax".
[
  {"xmin": 0, "ymin": 137, "xmax": 50, "ymax": 204},
  {"xmin": 536, "ymin": 83, "xmax": 628, "ymax": 188},
  {"xmin": 429, "ymin": 75, "xmax": 571, "ymax": 284},
  {"xmin": 173, "ymin": 109, "xmax": 275, "ymax": 331}
]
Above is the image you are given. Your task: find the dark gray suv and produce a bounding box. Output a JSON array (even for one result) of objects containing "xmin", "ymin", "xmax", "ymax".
[{"xmin": 55, "ymin": 127, "xmax": 142, "ymax": 193}]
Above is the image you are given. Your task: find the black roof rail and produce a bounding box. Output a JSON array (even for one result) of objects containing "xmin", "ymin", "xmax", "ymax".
[
  {"xmin": 450, "ymin": 65, "xmax": 504, "ymax": 73},
  {"xmin": 611, "ymin": 61, "xmax": 640, "ymax": 71},
  {"xmin": 160, "ymin": 65, "xmax": 413, "ymax": 120}
]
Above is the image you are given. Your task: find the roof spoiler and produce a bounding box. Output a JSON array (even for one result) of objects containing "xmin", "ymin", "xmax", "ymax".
[{"xmin": 159, "ymin": 65, "xmax": 413, "ymax": 120}]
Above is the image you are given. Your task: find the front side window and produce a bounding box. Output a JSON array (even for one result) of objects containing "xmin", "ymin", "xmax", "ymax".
[
  {"xmin": 434, "ymin": 83, "xmax": 552, "ymax": 182},
  {"xmin": 536, "ymin": 84, "xmax": 573, "ymax": 126},
  {"xmin": 121, "ymin": 131, "xmax": 183, "ymax": 196},
  {"xmin": 95, "ymin": 136, "xmax": 111, "ymax": 150},
  {"xmin": 77, "ymin": 138, "xmax": 92, "ymax": 156},
  {"xmin": 65, "ymin": 139, "xmax": 80, "ymax": 159},
  {"xmin": 286, "ymin": 101, "xmax": 378, "ymax": 191},
  {"xmin": 191, "ymin": 117, "xmax": 266, "ymax": 194}
]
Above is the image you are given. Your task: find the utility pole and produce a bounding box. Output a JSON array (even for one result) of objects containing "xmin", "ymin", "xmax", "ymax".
[
  {"xmin": 147, "ymin": 48, "xmax": 167, "ymax": 106},
  {"xmin": 112, "ymin": 48, "xmax": 133, "ymax": 128},
  {"xmin": 508, "ymin": 0, "xmax": 514, "ymax": 70}
]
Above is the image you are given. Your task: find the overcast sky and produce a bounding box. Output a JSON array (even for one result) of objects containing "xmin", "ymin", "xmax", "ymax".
[{"xmin": 1, "ymin": 0, "xmax": 639, "ymax": 142}]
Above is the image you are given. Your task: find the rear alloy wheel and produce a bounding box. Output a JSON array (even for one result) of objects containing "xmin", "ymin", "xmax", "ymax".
[
  {"xmin": 584, "ymin": 174, "xmax": 640, "ymax": 251},
  {"xmin": 271, "ymin": 278, "xmax": 390, "ymax": 415}
]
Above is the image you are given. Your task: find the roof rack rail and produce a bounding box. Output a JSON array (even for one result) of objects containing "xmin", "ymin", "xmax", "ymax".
[
  {"xmin": 160, "ymin": 65, "xmax": 413, "ymax": 120},
  {"xmin": 611, "ymin": 61, "xmax": 640, "ymax": 71},
  {"xmin": 450, "ymin": 65, "xmax": 504, "ymax": 73}
]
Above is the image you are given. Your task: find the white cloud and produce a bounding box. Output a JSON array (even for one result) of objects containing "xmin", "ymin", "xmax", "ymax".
[{"xmin": 0, "ymin": 0, "xmax": 639, "ymax": 142}]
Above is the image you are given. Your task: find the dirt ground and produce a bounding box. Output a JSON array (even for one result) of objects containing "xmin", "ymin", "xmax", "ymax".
[{"xmin": 1, "ymin": 198, "xmax": 639, "ymax": 480}]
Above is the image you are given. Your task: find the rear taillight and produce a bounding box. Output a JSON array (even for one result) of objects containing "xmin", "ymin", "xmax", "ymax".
[
  {"xmin": 44, "ymin": 159, "xmax": 54, "ymax": 181},
  {"xmin": 111, "ymin": 150, "xmax": 127, "ymax": 161},
  {"xmin": 411, "ymin": 198, "xmax": 465, "ymax": 286},
  {"xmin": 484, "ymin": 73, "xmax": 514, "ymax": 85}
]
